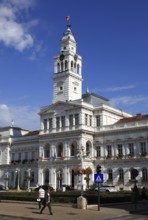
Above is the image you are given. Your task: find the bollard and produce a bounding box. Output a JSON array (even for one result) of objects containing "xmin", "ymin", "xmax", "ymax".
[{"xmin": 77, "ymin": 196, "xmax": 87, "ymax": 210}]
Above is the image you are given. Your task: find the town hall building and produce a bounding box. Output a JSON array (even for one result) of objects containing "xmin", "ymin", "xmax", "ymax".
[{"xmin": 0, "ymin": 25, "xmax": 148, "ymax": 191}]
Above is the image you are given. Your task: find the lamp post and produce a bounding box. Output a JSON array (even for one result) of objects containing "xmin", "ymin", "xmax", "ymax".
[
  {"xmin": 27, "ymin": 169, "xmax": 31, "ymax": 191},
  {"xmin": 76, "ymin": 146, "xmax": 89, "ymax": 195},
  {"xmin": 4, "ymin": 172, "xmax": 9, "ymax": 190},
  {"xmin": 16, "ymin": 169, "xmax": 20, "ymax": 191}
]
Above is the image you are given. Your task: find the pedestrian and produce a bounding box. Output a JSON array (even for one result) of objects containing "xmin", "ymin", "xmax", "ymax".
[
  {"xmin": 40, "ymin": 186, "xmax": 53, "ymax": 215},
  {"xmin": 141, "ymin": 187, "xmax": 146, "ymax": 203},
  {"xmin": 38, "ymin": 185, "xmax": 45, "ymax": 209}
]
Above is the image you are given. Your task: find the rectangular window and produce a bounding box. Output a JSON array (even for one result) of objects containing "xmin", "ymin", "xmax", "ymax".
[
  {"xmin": 119, "ymin": 169, "xmax": 124, "ymax": 181},
  {"xmin": 31, "ymin": 171, "xmax": 34, "ymax": 182},
  {"xmin": 25, "ymin": 152, "xmax": 28, "ymax": 160},
  {"xmin": 12, "ymin": 153, "xmax": 15, "ymax": 161},
  {"xmin": 31, "ymin": 151, "xmax": 35, "ymax": 160},
  {"xmin": 69, "ymin": 115, "xmax": 73, "ymax": 127},
  {"xmin": 140, "ymin": 142, "xmax": 146, "ymax": 156},
  {"xmin": 85, "ymin": 114, "xmax": 88, "ymax": 125},
  {"xmin": 61, "ymin": 116, "xmax": 65, "ymax": 128},
  {"xmin": 18, "ymin": 152, "xmax": 21, "ymax": 161},
  {"xmin": 107, "ymin": 145, "xmax": 112, "ymax": 157},
  {"xmin": 44, "ymin": 119, "xmax": 47, "ymax": 130},
  {"xmin": 96, "ymin": 115, "xmax": 101, "ymax": 127},
  {"xmin": 89, "ymin": 115, "xmax": 92, "ymax": 126},
  {"xmin": 11, "ymin": 171, "xmax": 14, "ymax": 182},
  {"xmin": 117, "ymin": 144, "xmax": 123, "ymax": 155},
  {"xmin": 56, "ymin": 117, "xmax": 60, "ymax": 129},
  {"xmin": 75, "ymin": 114, "xmax": 79, "ymax": 126},
  {"xmin": 49, "ymin": 118, "xmax": 53, "ymax": 130},
  {"xmin": 128, "ymin": 143, "xmax": 134, "ymax": 156},
  {"xmin": 45, "ymin": 148, "xmax": 50, "ymax": 158},
  {"xmin": 24, "ymin": 171, "xmax": 27, "ymax": 180},
  {"xmin": 96, "ymin": 146, "xmax": 101, "ymax": 157}
]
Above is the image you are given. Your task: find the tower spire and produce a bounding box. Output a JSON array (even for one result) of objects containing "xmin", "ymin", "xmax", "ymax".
[{"xmin": 52, "ymin": 24, "xmax": 82, "ymax": 104}]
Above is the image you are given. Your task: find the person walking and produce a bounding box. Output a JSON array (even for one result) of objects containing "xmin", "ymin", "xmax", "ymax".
[
  {"xmin": 141, "ymin": 187, "xmax": 146, "ymax": 204},
  {"xmin": 38, "ymin": 186, "xmax": 45, "ymax": 209},
  {"xmin": 40, "ymin": 186, "xmax": 53, "ymax": 215}
]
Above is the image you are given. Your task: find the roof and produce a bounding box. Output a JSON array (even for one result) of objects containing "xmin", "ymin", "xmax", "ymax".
[
  {"xmin": 61, "ymin": 25, "xmax": 76, "ymax": 43},
  {"xmin": 82, "ymin": 92, "xmax": 109, "ymax": 105},
  {"xmin": 116, "ymin": 114, "xmax": 148, "ymax": 124},
  {"xmin": 23, "ymin": 130, "xmax": 40, "ymax": 136}
]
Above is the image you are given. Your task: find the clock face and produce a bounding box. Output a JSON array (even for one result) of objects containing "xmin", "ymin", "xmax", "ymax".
[{"xmin": 60, "ymin": 54, "xmax": 64, "ymax": 61}]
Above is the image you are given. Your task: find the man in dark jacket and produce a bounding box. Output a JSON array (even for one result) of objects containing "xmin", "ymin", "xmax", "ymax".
[{"xmin": 39, "ymin": 186, "xmax": 53, "ymax": 215}]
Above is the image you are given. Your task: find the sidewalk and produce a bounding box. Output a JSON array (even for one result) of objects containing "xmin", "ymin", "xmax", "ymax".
[{"xmin": 0, "ymin": 200, "xmax": 147, "ymax": 220}]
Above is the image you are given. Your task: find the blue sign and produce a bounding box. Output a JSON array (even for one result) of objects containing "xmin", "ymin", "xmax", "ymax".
[{"xmin": 94, "ymin": 174, "xmax": 104, "ymax": 184}]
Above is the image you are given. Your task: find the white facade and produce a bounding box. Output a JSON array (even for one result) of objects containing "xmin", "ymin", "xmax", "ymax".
[{"xmin": 0, "ymin": 26, "xmax": 148, "ymax": 191}]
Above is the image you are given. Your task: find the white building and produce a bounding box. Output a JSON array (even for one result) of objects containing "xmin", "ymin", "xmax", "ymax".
[{"xmin": 0, "ymin": 25, "xmax": 148, "ymax": 191}]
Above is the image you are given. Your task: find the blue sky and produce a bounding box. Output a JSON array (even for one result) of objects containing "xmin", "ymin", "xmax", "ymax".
[{"xmin": 0, "ymin": 0, "xmax": 148, "ymax": 130}]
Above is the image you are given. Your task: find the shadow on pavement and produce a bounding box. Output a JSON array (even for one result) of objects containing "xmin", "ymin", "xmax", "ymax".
[{"xmin": 100, "ymin": 200, "xmax": 148, "ymax": 216}]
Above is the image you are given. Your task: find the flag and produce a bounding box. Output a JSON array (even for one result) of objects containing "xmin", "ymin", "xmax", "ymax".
[
  {"xmin": 66, "ymin": 16, "xmax": 70, "ymax": 21},
  {"xmin": 53, "ymin": 151, "xmax": 56, "ymax": 160}
]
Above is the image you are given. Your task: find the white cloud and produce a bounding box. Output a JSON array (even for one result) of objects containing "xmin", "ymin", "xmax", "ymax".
[
  {"xmin": 92, "ymin": 85, "xmax": 135, "ymax": 93},
  {"xmin": 104, "ymin": 85, "xmax": 135, "ymax": 92},
  {"xmin": 0, "ymin": 0, "xmax": 35, "ymax": 52},
  {"xmin": 0, "ymin": 104, "xmax": 39, "ymax": 130},
  {"xmin": 110, "ymin": 95, "xmax": 148, "ymax": 107},
  {"xmin": 2, "ymin": 0, "xmax": 35, "ymax": 10},
  {"xmin": 0, "ymin": 104, "xmax": 13, "ymax": 125}
]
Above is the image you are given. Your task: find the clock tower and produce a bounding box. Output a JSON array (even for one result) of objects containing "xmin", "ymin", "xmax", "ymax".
[{"xmin": 52, "ymin": 25, "xmax": 82, "ymax": 104}]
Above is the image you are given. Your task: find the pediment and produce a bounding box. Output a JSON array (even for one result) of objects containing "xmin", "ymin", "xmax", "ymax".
[{"xmin": 39, "ymin": 101, "xmax": 80, "ymax": 115}]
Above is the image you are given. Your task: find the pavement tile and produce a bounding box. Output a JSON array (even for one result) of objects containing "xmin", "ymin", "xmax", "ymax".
[{"xmin": 0, "ymin": 200, "xmax": 147, "ymax": 220}]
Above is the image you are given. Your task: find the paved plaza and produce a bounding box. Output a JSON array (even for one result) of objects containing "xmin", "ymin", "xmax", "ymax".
[{"xmin": 0, "ymin": 200, "xmax": 147, "ymax": 220}]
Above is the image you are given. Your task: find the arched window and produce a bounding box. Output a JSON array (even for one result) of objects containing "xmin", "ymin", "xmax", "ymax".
[
  {"xmin": 71, "ymin": 144, "xmax": 75, "ymax": 157},
  {"xmin": 119, "ymin": 168, "xmax": 124, "ymax": 182},
  {"xmin": 44, "ymin": 144, "xmax": 50, "ymax": 158},
  {"xmin": 74, "ymin": 62, "xmax": 76, "ymax": 72},
  {"xmin": 57, "ymin": 63, "xmax": 60, "ymax": 72},
  {"xmin": 57, "ymin": 143, "xmax": 63, "ymax": 158},
  {"xmin": 61, "ymin": 61, "xmax": 64, "ymax": 71},
  {"xmin": 130, "ymin": 168, "xmax": 135, "ymax": 180},
  {"xmin": 65, "ymin": 60, "xmax": 68, "ymax": 70},
  {"xmin": 45, "ymin": 169, "xmax": 49, "ymax": 184},
  {"xmin": 71, "ymin": 61, "xmax": 73, "ymax": 71},
  {"xmin": 86, "ymin": 142, "xmax": 90, "ymax": 156},
  {"xmin": 77, "ymin": 64, "xmax": 80, "ymax": 74},
  {"xmin": 108, "ymin": 169, "xmax": 113, "ymax": 181},
  {"xmin": 142, "ymin": 168, "xmax": 148, "ymax": 182}
]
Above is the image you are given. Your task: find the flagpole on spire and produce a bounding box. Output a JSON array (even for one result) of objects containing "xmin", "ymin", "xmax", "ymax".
[{"xmin": 66, "ymin": 15, "xmax": 71, "ymax": 27}]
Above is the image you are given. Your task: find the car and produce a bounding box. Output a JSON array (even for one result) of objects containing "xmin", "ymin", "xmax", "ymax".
[
  {"xmin": 95, "ymin": 185, "xmax": 117, "ymax": 192},
  {"xmin": 0, "ymin": 184, "xmax": 6, "ymax": 190}
]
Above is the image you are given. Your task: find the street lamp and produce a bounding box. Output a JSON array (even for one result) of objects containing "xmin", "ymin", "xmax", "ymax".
[
  {"xmin": 16, "ymin": 169, "xmax": 20, "ymax": 191},
  {"xmin": 4, "ymin": 172, "xmax": 9, "ymax": 190},
  {"xmin": 76, "ymin": 146, "xmax": 89, "ymax": 195},
  {"xmin": 26, "ymin": 169, "xmax": 31, "ymax": 191}
]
